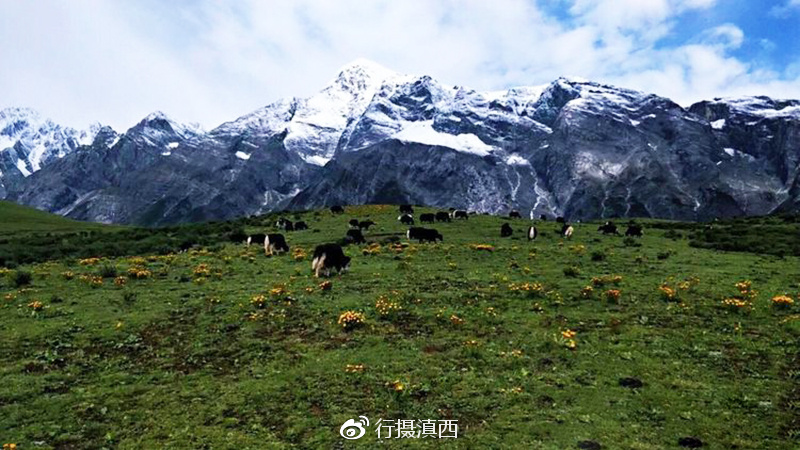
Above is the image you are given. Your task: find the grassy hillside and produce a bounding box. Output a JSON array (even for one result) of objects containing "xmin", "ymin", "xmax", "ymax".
[
  {"xmin": 0, "ymin": 201, "xmax": 114, "ymax": 235},
  {"xmin": 1, "ymin": 205, "xmax": 798, "ymax": 449}
]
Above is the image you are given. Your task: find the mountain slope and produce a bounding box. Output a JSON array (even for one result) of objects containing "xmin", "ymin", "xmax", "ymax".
[{"xmin": 0, "ymin": 200, "xmax": 114, "ymax": 235}]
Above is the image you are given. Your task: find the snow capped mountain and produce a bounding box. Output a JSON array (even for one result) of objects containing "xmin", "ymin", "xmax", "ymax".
[
  {"xmin": 0, "ymin": 107, "xmax": 117, "ymax": 197},
  {"xmin": 4, "ymin": 59, "xmax": 800, "ymax": 224}
]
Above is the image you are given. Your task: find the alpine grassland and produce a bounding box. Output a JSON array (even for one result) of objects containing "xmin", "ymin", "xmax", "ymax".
[{"xmin": 1, "ymin": 204, "xmax": 798, "ymax": 449}]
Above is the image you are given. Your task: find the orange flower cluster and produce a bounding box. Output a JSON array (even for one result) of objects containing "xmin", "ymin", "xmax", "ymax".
[
  {"xmin": 78, "ymin": 257, "xmax": 101, "ymax": 266},
  {"xmin": 338, "ymin": 311, "xmax": 366, "ymax": 330},
  {"xmin": 735, "ymin": 280, "xmax": 758, "ymax": 300},
  {"xmin": 345, "ymin": 364, "xmax": 366, "ymax": 373},
  {"xmin": 658, "ymin": 284, "xmax": 676, "ymax": 300},
  {"xmin": 580, "ymin": 285, "xmax": 594, "ymax": 298},
  {"xmin": 387, "ymin": 379, "xmax": 405, "ymax": 392},
  {"xmin": 127, "ymin": 266, "xmax": 152, "ymax": 279},
  {"xmin": 318, "ymin": 281, "xmax": 333, "ymax": 291},
  {"xmin": 509, "ymin": 282, "xmax": 544, "ymax": 296},
  {"xmin": 114, "ymin": 276, "xmax": 127, "ymax": 287},
  {"xmin": 80, "ymin": 274, "xmax": 104, "ymax": 287},
  {"xmin": 193, "ymin": 264, "xmax": 211, "ymax": 277},
  {"xmin": 450, "ymin": 314, "xmax": 465, "ymax": 325},
  {"xmin": 592, "ymin": 275, "xmax": 623, "ymax": 287},
  {"xmin": 771, "ymin": 295, "xmax": 794, "ymax": 307},
  {"xmin": 469, "ymin": 244, "xmax": 495, "ymax": 251},
  {"xmin": 244, "ymin": 312, "xmax": 263, "ymax": 321},
  {"xmin": 362, "ymin": 243, "xmax": 382, "ymax": 255},
  {"xmin": 270, "ymin": 285, "xmax": 288, "ymax": 297},
  {"xmin": 388, "ymin": 243, "xmax": 407, "ymax": 253},
  {"xmin": 723, "ymin": 298, "xmax": 749, "ymax": 309},
  {"xmin": 559, "ymin": 329, "xmax": 578, "ymax": 349},
  {"xmin": 251, "ymin": 294, "xmax": 267, "ymax": 308},
  {"xmin": 28, "ymin": 301, "xmax": 44, "ymax": 311},
  {"xmin": 292, "ymin": 247, "xmax": 307, "ymax": 261},
  {"xmin": 605, "ymin": 289, "xmax": 622, "ymax": 301}
]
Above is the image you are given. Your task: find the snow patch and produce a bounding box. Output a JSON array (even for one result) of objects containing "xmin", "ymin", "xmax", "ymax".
[
  {"xmin": 711, "ymin": 119, "xmax": 726, "ymax": 130},
  {"xmin": 506, "ymin": 154, "xmax": 530, "ymax": 166},
  {"xmin": 630, "ymin": 119, "xmax": 640, "ymax": 126},
  {"xmin": 235, "ymin": 151, "xmax": 251, "ymax": 160},
  {"xmin": 303, "ymin": 155, "xmax": 331, "ymax": 166},
  {"xmin": 16, "ymin": 159, "xmax": 31, "ymax": 177},
  {"xmin": 392, "ymin": 120, "xmax": 495, "ymax": 156},
  {"xmin": 107, "ymin": 136, "xmax": 120, "ymax": 148},
  {"xmin": 723, "ymin": 148, "xmax": 736, "ymax": 157},
  {"xmin": 167, "ymin": 142, "xmax": 179, "ymax": 149},
  {"xmin": 160, "ymin": 151, "xmax": 171, "ymax": 156}
]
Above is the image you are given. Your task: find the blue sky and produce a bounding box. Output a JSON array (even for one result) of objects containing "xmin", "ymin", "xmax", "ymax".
[{"xmin": 1, "ymin": 0, "xmax": 799, "ymax": 132}]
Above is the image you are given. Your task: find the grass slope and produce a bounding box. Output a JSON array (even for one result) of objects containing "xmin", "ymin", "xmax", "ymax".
[
  {"xmin": 1, "ymin": 205, "xmax": 798, "ymax": 449},
  {"xmin": 0, "ymin": 201, "xmax": 114, "ymax": 235}
]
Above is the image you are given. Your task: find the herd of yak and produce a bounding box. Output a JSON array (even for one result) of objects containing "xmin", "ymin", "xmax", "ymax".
[{"xmin": 245, "ymin": 205, "xmax": 644, "ymax": 278}]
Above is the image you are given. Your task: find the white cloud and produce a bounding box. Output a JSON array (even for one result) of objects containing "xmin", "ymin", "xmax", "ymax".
[
  {"xmin": 0, "ymin": 0, "xmax": 798, "ymax": 133},
  {"xmin": 770, "ymin": 0, "xmax": 800, "ymax": 17}
]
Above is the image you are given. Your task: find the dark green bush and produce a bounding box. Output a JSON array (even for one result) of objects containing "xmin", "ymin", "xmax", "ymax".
[
  {"xmin": 98, "ymin": 264, "xmax": 118, "ymax": 279},
  {"xmin": 14, "ymin": 270, "xmax": 32, "ymax": 287}
]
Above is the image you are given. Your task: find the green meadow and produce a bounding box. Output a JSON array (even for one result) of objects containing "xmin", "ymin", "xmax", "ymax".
[{"xmin": 1, "ymin": 204, "xmax": 798, "ymax": 449}]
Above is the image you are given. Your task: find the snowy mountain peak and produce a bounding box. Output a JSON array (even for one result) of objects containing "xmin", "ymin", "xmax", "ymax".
[
  {"xmin": 0, "ymin": 106, "xmax": 42, "ymax": 122},
  {"xmin": 0, "ymin": 107, "xmax": 111, "ymax": 187},
  {"xmin": 332, "ymin": 58, "xmax": 399, "ymax": 91}
]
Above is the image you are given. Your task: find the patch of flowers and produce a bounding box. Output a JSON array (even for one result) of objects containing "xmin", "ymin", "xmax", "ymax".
[
  {"xmin": 114, "ymin": 276, "xmax": 127, "ymax": 287},
  {"xmin": 79, "ymin": 274, "xmax": 103, "ymax": 287},
  {"xmin": 338, "ymin": 311, "xmax": 366, "ymax": 331},
  {"xmin": 722, "ymin": 297, "xmax": 750, "ymax": 309},
  {"xmin": 658, "ymin": 284, "xmax": 677, "ymax": 301},
  {"xmin": 605, "ymin": 289, "xmax": 622, "ymax": 301},
  {"xmin": 375, "ymin": 295, "xmax": 402, "ymax": 317},
  {"xmin": 345, "ymin": 364, "xmax": 366, "ymax": 373},
  {"xmin": 78, "ymin": 257, "xmax": 101, "ymax": 266},
  {"xmin": 387, "ymin": 379, "xmax": 405, "ymax": 393},
  {"xmin": 591, "ymin": 274, "xmax": 623, "ymax": 287},
  {"xmin": 362, "ymin": 243, "xmax": 382, "ymax": 255},
  {"xmin": 508, "ymin": 282, "xmax": 545, "ymax": 297},
  {"xmin": 559, "ymin": 329, "xmax": 578, "ymax": 350},
  {"xmin": 469, "ymin": 244, "xmax": 495, "ymax": 251},
  {"xmin": 251, "ymin": 294, "xmax": 267, "ymax": 309},
  {"xmin": 127, "ymin": 266, "xmax": 152, "ymax": 279},
  {"xmin": 270, "ymin": 285, "xmax": 289, "ymax": 297},
  {"xmin": 193, "ymin": 264, "xmax": 211, "ymax": 278},
  {"xmin": 722, "ymin": 280, "xmax": 757, "ymax": 311},
  {"xmin": 28, "ymin": 300, "xmax": 44, "ymax": 311},
  {"xmin": 292, "ymin": 247, "xmax": 307, "ymax": 261},
  {"xmin": 771, "ymin": 295, "xmax": 794, "ymax": 308},
  {"xmin": 449, "ymin": 314, "xmax": 465, "ymax": 325}
]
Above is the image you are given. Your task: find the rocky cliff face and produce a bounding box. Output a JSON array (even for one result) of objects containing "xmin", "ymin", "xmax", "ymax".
[{"xmin": 4, "ymin": 60, "xmax": 799, "ymax": 224}]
